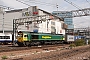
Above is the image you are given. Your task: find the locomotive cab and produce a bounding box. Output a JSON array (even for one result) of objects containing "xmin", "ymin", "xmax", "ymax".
[
  {"xmin": 17, "ymin": 31, "xmax": 23, "ymax": 42},
  {"xmin": 23, "ymin": 34, "xmax": 28, "ymax": 41},
  {"xmin": 17, "ymin": 31, "xmax": 31, "ymax": 46}
]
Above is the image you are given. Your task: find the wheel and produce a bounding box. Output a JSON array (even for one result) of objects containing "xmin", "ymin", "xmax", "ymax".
[
  {"xmin": 25, "ymin": 42, "xmax": 30, "ymax": 47},
  {"xmin": 17, "ymin": 41, "xmax": 24, "ymax": 47}
]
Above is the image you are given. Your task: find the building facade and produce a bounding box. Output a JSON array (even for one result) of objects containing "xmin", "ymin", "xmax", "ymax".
[
  {"xmin": 52, "ymin": 11, "xmax": 74, "ymax": 29},
  {"xmin": 0, "ymin": 6, "xmax": 66, "ymax": 35}
]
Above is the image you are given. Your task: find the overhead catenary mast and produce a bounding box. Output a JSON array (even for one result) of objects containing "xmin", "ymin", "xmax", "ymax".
[
  {"xmin": 0, "ymin": 5, "xmax": 14, "ymax": 33},
  {"xmin": 0, "ymin": 7, "xmax": 5, "ymax": 33},
  {"xmin": 2, "ymin": 9, "xmax": 5, "ymax": 33}
]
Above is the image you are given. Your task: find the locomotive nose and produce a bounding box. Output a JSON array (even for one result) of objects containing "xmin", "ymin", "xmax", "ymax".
[{"xmin": 17, "ymin": 37, "xmax": 23, "ymax": 42}]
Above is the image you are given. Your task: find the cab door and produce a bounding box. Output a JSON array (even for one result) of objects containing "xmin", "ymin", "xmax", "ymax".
[{"xmin": 23, "ymin": 33, "xmax": 28, "ymax": 41}]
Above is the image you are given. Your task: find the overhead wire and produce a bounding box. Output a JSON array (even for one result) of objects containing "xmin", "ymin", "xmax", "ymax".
[
  {"xmin": 64, "ymin": 0, "xmax": 82, "ymax": 10},
  {"xmin": 16, "ymin": 0, "xmax": 31, "ymax": 6},
  {"xmin": 85, "ymin": 0, "xmax": 90, "ymax": 6},
  {"xmin": 16, "ymin": 0, "xmax": 66, "ymax": 11},
  {"xmin": 64, "ymin": 0, "xmax": 90, "ymax": 28},
  {"xmin": 63, "ymin": 0, "xmax": 88, "ymax": 16},
  {"xmin": 24, "ymin": 0, "xmax": 58, "ymax": 6},
  {"xmin": 1, "ymin": 0, "xmax": 90, "ymax": 28},
  {"xmin": 16, "ymin": 0, "xmax": 54, "ymax": 7},
  {"xmin": 16, "ymin": 0, "xmax": 90, "ymax": 28},
  {"xmin": 27, "ymin": 1, "xmax": 86, "ymax": 27}
]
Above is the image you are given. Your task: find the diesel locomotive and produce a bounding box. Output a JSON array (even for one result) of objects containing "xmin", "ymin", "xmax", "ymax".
[{"xmin": 17, "ymin": 31, "xmax": 65, "ymax": 46}]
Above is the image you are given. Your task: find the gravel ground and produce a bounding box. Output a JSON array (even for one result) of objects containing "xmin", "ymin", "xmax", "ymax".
[
  {"xmin": 62, "ymin": 51, "xmax": 90, "ymax": 60},
  {"xmin": 0, "ymin": 45, "xmax": 89, "ymax": 60}
]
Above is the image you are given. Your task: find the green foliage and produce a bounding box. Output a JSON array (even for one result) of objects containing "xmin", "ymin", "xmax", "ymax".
[
  {"xmin": 74, "ymin": 39, "xmax": 85, "ymax": 46},
  {"xmin": 1, "ymin": 55, "xmax": 8, "ymax": 60},
  {"xmin": 69, "ymin": 43, "xmax": 76, "ymax": 47}
]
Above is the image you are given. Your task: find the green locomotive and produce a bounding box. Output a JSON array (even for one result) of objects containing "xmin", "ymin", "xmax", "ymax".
[{"xmin": 17, "ymin": 31, "xmax": 65, "ymax": 46}]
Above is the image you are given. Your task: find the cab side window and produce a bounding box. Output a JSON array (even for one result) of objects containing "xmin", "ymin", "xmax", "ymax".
[{"xmin": 24, "ymin": 35, "xmax": 28, "ymax": 37}]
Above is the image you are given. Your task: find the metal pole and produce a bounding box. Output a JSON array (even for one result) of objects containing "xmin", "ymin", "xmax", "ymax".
[
  {"xmin": 2, "ymin": 12, "xmax": 4, "ymax": 33},
  {"xmin": 12, "ymin": 19, "xmax": 15, "ymax": 45},
  {"xmin": 14, "ymin": 20, "xmax": 17, "ymax": 45},
  {"xmin": 14, "ymin": 19, "xmax": 17, "ymax": 46}
]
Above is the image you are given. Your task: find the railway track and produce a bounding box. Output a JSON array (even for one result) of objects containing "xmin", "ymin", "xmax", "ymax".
[
  {"xmin": 0, "ymin": 44, "xmax": 89, "ymax": 60},
  {"xmin": 32, "ymin": 45, "xmax": 90, "ymax": 60},
  {"xmin": 0, "ymin": 44, "xmax": 68, "ymax": 53}
]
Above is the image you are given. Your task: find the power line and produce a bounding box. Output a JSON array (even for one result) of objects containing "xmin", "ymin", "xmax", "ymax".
[
  {"xmin": 16, "ymin": 0, "xmax": 31, "ymax": 6},
  {"xmin": 16, "ymin": 0, "xmax": 65, "ymax": 11},
  {"xmin": 27, "ymin": 0, "xmax": 66, "ymax": 10},
  {"xmin": 17, "ymin": 0, "xmax": 55, "ymax": 7},
  {"xmin": 64, "ymin": 0, "xmax": 90, "ymax": 17},
  {"xmin": 85, "ymin": 0, "xmax": 90, "ymax": 6},
  {"xmin": 24, "ymin": 0, "xmax": 57, "ymax": 6},
  {"xmin": 63, "ymin": 0, "xmax": 90, "ymax": 28},
  {"xmin": 64, "ymin": 0, "xmax": 82, "ymax": 10}
]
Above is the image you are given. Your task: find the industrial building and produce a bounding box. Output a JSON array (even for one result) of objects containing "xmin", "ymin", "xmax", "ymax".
[{"xmin": 0, "ymin": 6, "xmax": 67, "ymax": 35}]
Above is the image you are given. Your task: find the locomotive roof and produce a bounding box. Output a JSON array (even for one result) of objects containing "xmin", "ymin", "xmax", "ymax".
[{"xmin": 18, "ymin": 31, "xmax": 63, "ymax": 35}]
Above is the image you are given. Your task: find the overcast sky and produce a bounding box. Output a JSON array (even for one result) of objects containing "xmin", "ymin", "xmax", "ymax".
[{"xmin": 0, "ymin": 0, "xmax": 90, "ymax": 28}]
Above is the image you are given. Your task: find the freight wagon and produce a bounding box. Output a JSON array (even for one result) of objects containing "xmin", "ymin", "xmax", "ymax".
[
  {"xmin": 74, "ymin": 35, "xmax": 85, "ymax": 40},
  {"xmin": 17, "ymin": 31, "xmax": 65, "ymax": 46},
  {"xmin": 65, "ymin": 35, "xmax": 74, "ymax": 43}
]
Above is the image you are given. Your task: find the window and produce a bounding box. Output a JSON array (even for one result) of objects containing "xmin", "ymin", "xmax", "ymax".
[
  {"xmin": 0, "ymin": 36, "xmax": 10, "ymax": 39},
  {"xmin": 24, "ymin": 35, "xmax": 28, "ymax": 37},
  {"xmin": 5, "ymin": 36, "xmax": 10, "ymax": 39},
  {"xmin": 32, "ymin": 35, "xmax": 38, "ymax": 39},
  {"xmin": 52, "ymin": 13, "xmax": 57, "ymax": 15},
  {"xmin": 51, "ymin": 21, "xmax": 55, "ymax": 25},
  {"xmin": 51, "ymin": 26, "xmax": 56, "ymax": 32}
]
